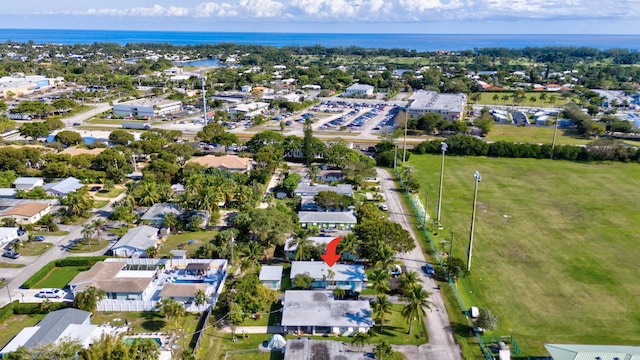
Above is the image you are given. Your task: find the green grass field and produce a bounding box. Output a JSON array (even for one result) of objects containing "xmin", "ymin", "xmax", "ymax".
[
  {"xmin": 485, "ymin": 124, "xmax": 591, "ymax": 146},
  {"xmin": 19, "ymin": 242, "xmax": 53, "ymax": 256},
  {"xmin": 0, "ymin": 314, "xmax": 46, "ymax": 349},
  {"xmin": 476, "ymin": 92, "xmax": 573, "ymax": 107},
  {"xmin": 160, "ymin": 230, "xmax": 218, "ymax": 257},
  {"xmin": 33, "ymin": 266, "xmax": 91, "ymax": 288},
  {"xmin": 407, "ymin": 155, "xmax": 640, "ymax": 355}
]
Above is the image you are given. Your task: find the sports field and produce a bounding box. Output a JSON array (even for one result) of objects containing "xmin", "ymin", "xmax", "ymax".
[{"xmin": 407, "ymin": 155, "xmax": 640, "ymax": 355}]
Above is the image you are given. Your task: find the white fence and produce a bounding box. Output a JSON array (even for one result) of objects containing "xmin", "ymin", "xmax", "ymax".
[{"xmin": 98, "ymin": 299, "xmax": 158, "ymax": 312}]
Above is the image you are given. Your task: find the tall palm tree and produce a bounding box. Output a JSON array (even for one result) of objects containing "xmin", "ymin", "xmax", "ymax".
[
  {"xmin": 92, "ymin": 219, "xmax": 105, "ymax": 242},
  {"xmin": 400, "ymin": 270, "xmax": 419, "ymax": 294},
  {"xmin": 241, "ymin": 242, "xmax": 264, "ymax": 271},
  {"xmin": 372, "ymin": 295, "xmax": 393, "ymax": 331},
  {"xmin": 401, "ymin": 284, "xmax": 432, "ymax": 335},
  {"xmin": 539, "ymin": 93, "xmax": 547, "ymax": 107},
  {"xmin": 492, "ymin": 94, "xmax": 499, "ymax": 105},
  {"xmin": 81, "ymin": 223, "xmax": 95, "ymax": 250},
  {"xmin": 289, "ymin": 229, "xmax": 312, "ymax": 261},
  {"xmin": 338, "ymin": 233, "xmax": 359, "ymax": 260},
  {"xmin": 369, "ymin": 268, "xmax": 390, "ymax": 295}
]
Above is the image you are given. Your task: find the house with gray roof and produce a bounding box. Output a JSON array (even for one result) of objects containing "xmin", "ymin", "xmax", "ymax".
[
  {"xmin": 259, "ymin": 265, "xmax": 283, "ymax": 290},
  {"xmin": 284, "ymin": 338, "xmax": 371, "ymax": 360},
  {"xmin": 140, "ymin": 203, "xmax": 182, "ymax": 225},
  {"xmin": 293, "ymin": 182, "xmax": 353, "ymax": 197},
  {"xmin": 0, "ymin": 308, "xmax": 117, "ymax": 357},
  {"xmin": 290, "ymin": 261, "xmax": 366, "ymax": 292},
  {"xmin": 110, "ymin": 225, "xmax": 159, "ymax": 258},
  {"xmin": 545, "ymin": 344, "xmax": 640, "ymax": 360},
  {"xmin": 298, "ymin": 211, "xmax": 357, "ymax": 230},
  {"xmin": 43, "ymin": 177, "xmax": 83, "ymax": 197},
  {"xmin": 281, "ymin": 291, "xmax": 372, "ymax": 336},
  {"xmin": 12, "ymin": 177, "xmax": 44, "ymax": 191}
]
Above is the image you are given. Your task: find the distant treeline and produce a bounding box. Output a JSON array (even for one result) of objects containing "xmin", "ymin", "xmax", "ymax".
[{"xmin": 413, "ymin": 135, "xmax": 640, "ymax": 163}]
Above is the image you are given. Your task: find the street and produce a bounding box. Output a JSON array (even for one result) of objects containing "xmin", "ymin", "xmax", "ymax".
[{"xmin": 377, "ymin": 167, "xmax": 464, "ymax": 360}]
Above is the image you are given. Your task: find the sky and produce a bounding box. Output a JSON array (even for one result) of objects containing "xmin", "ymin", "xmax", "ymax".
[{"xmin": 0, "ymin": 0, "xmax": 638, "ymax": 34}]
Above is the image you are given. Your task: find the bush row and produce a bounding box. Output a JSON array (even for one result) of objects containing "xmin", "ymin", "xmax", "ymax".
[
  {"xmin": 0, "ymin": 301, "xmax": 72, "ymax": 325},
  {"xmin": 22, "ymin": 256, "xmax": 109, "ymax": 289},
  {"xmin": 413, "ymin": 135, "xmax": 640, "ymax": 163}
]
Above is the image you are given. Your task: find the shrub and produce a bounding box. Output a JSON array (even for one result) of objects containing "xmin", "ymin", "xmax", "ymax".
[{"xmin": 22, "ymin": 262, "xmax": 56, "ymax": 289}]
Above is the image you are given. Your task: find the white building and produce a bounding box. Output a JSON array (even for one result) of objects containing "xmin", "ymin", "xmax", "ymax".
[
  {"xmin": 110, "ymin": 225, "xmax": 160, "ymax": 258},
  {"xmin": 12, "ymin": 177, "xmax": 44, "ymax": 191},
  {"xmin": 113, "ymin": 98, "xmax": 183, "ymax": 118},
  {"xmin": 344, "ymin": 84, "xmax": 374, "ymax": 97},
  {"xmin": 259, "ymin": 265, "xmax": 283, "ymax": 290},
  {"xmin": 406, "ymin": 90, "xmax": 467, "ymax": 121},
  {"xmin": 0, "ymin": 227, "xmax": 18, "ymax": 247},
  {"xmin": 230, "ymin": 102, "xmax": 269, "ymax": 119}
]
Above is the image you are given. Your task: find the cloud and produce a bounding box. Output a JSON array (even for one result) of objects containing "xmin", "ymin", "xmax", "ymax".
[{"xmin": 35, "ymin": 0, "xmax": 640, "ymax": 23}]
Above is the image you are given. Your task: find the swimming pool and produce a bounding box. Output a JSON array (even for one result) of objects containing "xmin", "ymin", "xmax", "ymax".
[{"xmin": 124, "ymin": 337, "xmax": 162, "ymax": 347}]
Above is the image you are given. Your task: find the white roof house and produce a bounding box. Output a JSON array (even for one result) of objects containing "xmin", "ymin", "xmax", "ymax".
[
  {"xmin": 43, "ymin": 177, "xmax": 83, "ymax": 197},
  {"xmin": 259, "ymin": 265, "xmax": 283, "ymax": 290},
  {"xmin": 293, "ymin": 183, "xmax": 353, "ymax": 197},
  {"xmin": 545, "ymin": 344, "xmax": 640, "ymax": 360},
  {"xmin": 0, "ymin": 227, "xmax": 18, "ymax": 246},
  {"xmin": 140, "ymin": 203, "xmax": 182, "ymax": 224},
  {"xmin": 12, "ymin": 177, "xmax": 44, "ymax": 191},
  {"xmin": 290, "ymin": 261, "xmax": 366, "ymax": 292},
  {"xmin": 297, "ymin": 211, "xmax": 357, "ymax": 230},
  {"xmin": 110, "ymin": 225, "xmax": 159, "ymax": 258},
  {"xmin": 281, "ymin": 291, "xmax": 373, "ymax": 336}
]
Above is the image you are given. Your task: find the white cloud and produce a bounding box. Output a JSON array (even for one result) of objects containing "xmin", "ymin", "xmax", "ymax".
[{"xmin": 238, "ymin": 0, "xmax": 285, "ymax": 17}]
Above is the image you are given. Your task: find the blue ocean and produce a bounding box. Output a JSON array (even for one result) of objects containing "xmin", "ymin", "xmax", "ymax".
[{"xmin": 0, "ymin": 29, "xmax": 639, "ymax": 51}]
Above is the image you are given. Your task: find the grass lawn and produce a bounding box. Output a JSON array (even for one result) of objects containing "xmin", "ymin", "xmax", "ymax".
[
  {"xmin": 407, "ymin": 154, "xmax": 640, "ymax": 355},
  {"xmin": 160, "ymin": 230, "xmax": 218, "ymax": 257},
  {"xmin": 0, "ymin": 314, "xmax": 46, "ymax": 349},
  {"xmin": 18, "ymin": 241, "xmax": 53, "ymax": 256},
  {"xmin": 32, "ymin": 230, "xmax": 70, "ymax": 236},
  {"xmin": 238, "ymin": 303, "xmax": 282, "ymax": 327},
  {"xmin": 368, "ymin": 304, "xmax": 428, "ymax": 346},
  {"xmin": 68, "ymin": 239, "xmax": 110, "ymax": 253},
  {"xmin": 199, "ymin": 329, "xmax": 274, "ymax": 360},
  {"xmin": 93, "ymin": 200, "xmax": 109, "ymax": 208},
  {"xmin": 96, "ymin": 187, "xmax": 125, "ymax": 198},
  {"xmin": 33, "ymin": 265, "xmax": 91, "ymax": 288},
  {"xmin": 484, "ymin": 124, "xmax": 591, "ymax": 146},
  {"xmin": 108, "ymin": 226, "xmax": 130, "ymax": 237},
  {"xmin": 0, "ymin": 262, "xmax": 26, "ymax": 268},
  {"xmin": 477, "ymin": 92, "xmax": 573, "ymax": 108}
]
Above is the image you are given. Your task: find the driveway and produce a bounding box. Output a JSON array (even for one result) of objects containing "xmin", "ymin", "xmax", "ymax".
[{"xmin": 377, "ymin": 167, "xmax": 463, "ymax": 360}]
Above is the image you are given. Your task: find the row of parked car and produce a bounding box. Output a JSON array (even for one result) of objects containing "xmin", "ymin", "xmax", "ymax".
[
  {"xmin": 373, "ymin": 105, "xmax": 400, "ymax": 131},
  {"xmin": 2, "ymin": 234, "xmax": 46, "ymax": 259}
]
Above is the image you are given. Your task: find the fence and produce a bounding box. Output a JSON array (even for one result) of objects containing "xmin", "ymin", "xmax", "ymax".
[
  {"xmin": 190, "ymin": 307, "xmax": 212, "ymax": 351},
  {"xmin": 97, "ymin": 299, "xmax": 157, "ymax": 312},
  {"xmin": 396, "ymin": 170, "xmax": 513, "ymax": 360}
]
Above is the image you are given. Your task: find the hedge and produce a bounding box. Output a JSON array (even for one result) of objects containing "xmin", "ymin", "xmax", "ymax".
[
  {"xmin": 0, "ymin": 301, "xmax": 15, "ymax": 323},
  {"xmin": 12, "ymin": 301, "xmax": 70, "ymax": 314},
  {"xmin": 22, "ymin": 256, "xmax": 109, "ymax": 289}
]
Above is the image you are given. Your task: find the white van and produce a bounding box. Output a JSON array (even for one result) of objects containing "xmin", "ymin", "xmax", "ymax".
[{"xmin": 37, "ymin": 289, "xmax": 67, "ymax": 299}]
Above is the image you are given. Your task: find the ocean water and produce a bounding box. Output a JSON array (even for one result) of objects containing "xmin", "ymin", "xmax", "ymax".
[{"xmin": 0, "ymin": 29, "xmax": 639, "ymax": 51}]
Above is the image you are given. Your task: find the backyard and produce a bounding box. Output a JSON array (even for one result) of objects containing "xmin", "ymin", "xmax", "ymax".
[
  {"xmin": 159, "ymin": 230, "xmax": 218, "ymax": 257},
  {"xmin": 407, "ymin": 154, "xmax": 640, "ymax": 355},
  {"xmin": 0, "ymin": 314, "xmax": 46, "ymax": 350}
]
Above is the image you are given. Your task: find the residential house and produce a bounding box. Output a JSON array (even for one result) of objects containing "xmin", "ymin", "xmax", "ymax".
[
  {"xmin": 281, "ymin": 291, "xmax": 372, "ymax": 336},
  {"xmin": 43, "ymin": 177, "xmax": 83, "ymax": 197},
  {"xmin": 259, "ymin": 265, "xmax": 283, "ymax": 290},
  {"xmin": 0, "ymin": 202, "xmax": 51, "ymax": 225},
  {"xmin": 293, "ymin": 183, "xmax": 353, "ymax": 197},
  {"xmin": 69, "ymin": 258, "xmax": 228, "ymax": 312},
  {"xmin": 298, "ymin": 211, "xmax": 357, "ymax": 230},
  {"xmin": 0, "ymin": 189, "xmax": 16, "ymax": 198},
  {"xmin": 284, "ymin": 236, "xmax": 357, "ymax": 262},
  {"xmin": 0, "ymin": 308, "xmax": 118, "ymax": 357},
  {"xmin": 290, "ymin": 261, "xmax": 366, "ymax": 292},
  {"xmin": 284, "ymin": 339, "xmax": 369, "ymax": 360},
  {"xmin": 140, "ymin": 203, "xmax": 182, "ymax": 225},
  {"xmin": 0, "ymin": 227, "xmax": 18, "ymax": 247},
  {"xmin": 545, "ymin": 344, "xmax": 640, "ymax": 360},
  {"xmin": 316, "ymin": 170, "xmax": 344, "ymax": 183},
  {"xmin": 344, "ymin": 84, "xmax": 374, "ymax": 97},
  {"xmin": 12, "ymin": 177, "xmax": 44, "ymax": 191},
  {"xmin": 186, "ymin": 155, "xmax": 253, "ymax": 173},
  {"xmin": 110, "ymin": 225, "xmax": 160, "ymax": 258}
]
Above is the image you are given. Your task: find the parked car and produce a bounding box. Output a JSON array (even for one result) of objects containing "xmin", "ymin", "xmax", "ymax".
[
  {"xmin": 34, "ymin": 235, "xmax": 45, "ymax": 242},
  {"xmin": 36, "ymin": 289, "xmax": 67, "ymax": 299},
  {"xmin": 2, "ymin": 250, "xmax": 20, "ymax": 259},
  {"xmin": 379, "ymin": 204, "xmax": 388, "ymax": 211},
  {"xmin": 90, "ymin": 185, "xmax": 102, "ymax": 192},
  {"xmin": 17, "ymin": 229, "xmax": 25, "ymax": 236},
  {"xmin": 421, "ymin": 263, "xmax": 435, "ymax": 276}
]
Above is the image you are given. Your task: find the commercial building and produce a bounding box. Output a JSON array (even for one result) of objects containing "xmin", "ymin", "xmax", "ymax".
[
  {"xmin": 229, "ymin": 102, "xmax": 269, "ymax": 119},
  {"xmin": 281, "ymin": 291, "xmax": 373, "ymax": 336},
  {"xmin": 112, "ymin": 98, "xmax": 183, "ymax": 118},
  {"xmin": 406, "ymin": 90, "xmax": 467, "ymax": 121},
  {"xmin": 344, "ymin": 84, "xmax": 374, "ymax": 97},
  {"xmin": 0, "ymin": 74, "xmax": 63, "ymax": 98}
]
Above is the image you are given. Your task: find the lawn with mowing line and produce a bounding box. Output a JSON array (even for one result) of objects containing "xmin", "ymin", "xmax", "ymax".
[{"xmin": 407, "ymin": 154, "xmax": 640, "ymax": 355}]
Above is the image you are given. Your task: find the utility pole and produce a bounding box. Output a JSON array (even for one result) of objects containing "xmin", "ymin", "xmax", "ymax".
[
  {"xmin": 436, "ymin": 142, "xmax": 448, "ymax": 226},
  {"xmin": 467, "ymin": 171, "xmax": 481, "ymax": 272},
  {"xmin": 551, "ymin": 115, "xmax": 559, "ymax": 159},
  {"xmin": 449, "ymin": 229, "xmax": 454, "ymax": 278},
  {"xmin": 201, "ymin": 75, "xmax": 208, "ymax": 125},
  {"xmin": 6, "ymin": 283, "xmax": 12, "ymax": 303},
  {"xmin": 393, "ymin": 142, "xmax": 398, "ymax": 170},
  {"xmin": 403, "ymin": 109, "xmax": 408, "ymax": 162}
]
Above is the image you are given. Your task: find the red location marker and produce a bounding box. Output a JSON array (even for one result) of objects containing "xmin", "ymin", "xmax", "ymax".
[{"xmin": 321, "ymin": 236, "xmax": 342, "ymax": 267}]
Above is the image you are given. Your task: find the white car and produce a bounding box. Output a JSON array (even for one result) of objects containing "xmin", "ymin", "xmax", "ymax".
[
  {"xmin": 37, "ymin": 289, "xmax": 67, "ymax": 299},
  {"xmin": 379, "ymin": 204, "xmax": 388, "ymax": 211}
]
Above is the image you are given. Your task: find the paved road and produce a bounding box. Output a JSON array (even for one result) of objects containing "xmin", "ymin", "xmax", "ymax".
[
  {"xmin": 0, "ymin": 192, "xmax": 127, "ymax": 307},
  {"xmin": 377, "ymin": 167, "xmax": 463, "ymax": 360}
]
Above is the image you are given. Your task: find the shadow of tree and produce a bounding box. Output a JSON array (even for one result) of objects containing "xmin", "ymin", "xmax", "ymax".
[
  {"xmin": 141, "ymin": 311, "xmax": 166, "ymax": 331},
  {"xmin": 450, "ymin": 322, "xmax": 474, "ymax": 338}
]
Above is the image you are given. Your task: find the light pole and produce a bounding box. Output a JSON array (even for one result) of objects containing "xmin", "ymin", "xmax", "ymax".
[
  {"xmin": 393, "ymin": 142, "xmax": 398, "ymax": 170},
  {"xmin": 201, "ymin": 75, "xmax": 208, "ymax": 125},
  {"xmin": 467, "ymin": 171, "xmax": 481, "ymax": 272},
  {"xmin": 436, "ymin": 142, "xmax": 448, "ymax": 226},
  {"xmin": 402, "ymin": 109, "xmax": 408, "ymax": 162}
]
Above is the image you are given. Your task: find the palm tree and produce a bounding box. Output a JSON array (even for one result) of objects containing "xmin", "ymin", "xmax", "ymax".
[
  {"xmin": 333, "ymin": 288, "xmax": 346, "ymax": 300},
  {"xmin": 136, "ymin": 181, "xmax": 161, "ymax": 207},
  {"xmin": 352, "ymin": 332, "xmax": 370, "ymax": 351},
  {"xmin": 529, "ymin": 96, "xmax": 537, "ymax": 106},
  {"xmin": 194, "ymin": 289, "xmax": 207, "ymax": 312},
  {"xmin": 145, "ymin": 246, "xmax": 159, "ymax": 258},
  {"xmin": 501, "ymin": 94, "xmax": 510, "ymax": 105},
  {"xmin": 400, "ymin": 270, "xmax": 419, "ymax": 294},
  {"xmin": 92, "ymin": 219, "xmax": 105, "ymax": 242},
  {"xmin": 539, "ymin": 93, "xmax": 547, "ymax": 107},
  {"xmin": 369, "ymin": 268, "xmax": 390, "ymax": 295},
  {"xmin": 492, "ymin": 94, "xmax": 499, "ymax": 105},
  {"xmin": 163, "ymin": 212, "xmax": 179, "ymax": 232},
  {"xmin": 157, "ymin": 298, "xmax": 185, "ymax": 325},
  {"xmin": 289, "ymin": 229, "xmax": 312, "ymax": 261},
  {"xmin": 81, "ymin": 223, "xmax": 95, "ymax": 250},
  {"xmin": 401, "ymin": 284, "xmax": 432, "ymax": 334},
  {"xmin": 338, "ymin": 233, "xmax": 359, "ymax": 260},
  {"xmin": 240, "ymin": 242, "xmax": 264, "ymax": 271},
  {"xmin": 372, "ymin": 295, "xmax": 393, "ymax": 331}
]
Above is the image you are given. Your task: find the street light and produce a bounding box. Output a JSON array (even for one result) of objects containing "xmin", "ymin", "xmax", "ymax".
[
  {"xmin": 436, "ymin": 142, "xmax": 448, "ymax": 226},
  {"xmin": 467, "ymin": 171, "xmax": 481, "ymax": 272}
]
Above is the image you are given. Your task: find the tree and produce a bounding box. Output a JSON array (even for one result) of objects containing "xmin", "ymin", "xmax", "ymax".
[
  {"xmin": 400, "ymin": 270, "xmax": 419, "ymax": 294},
  {"xmin": 73, "ymin": 286, "xmax": 105, "ymax": 312},
  {"xmin": 289, "ymin": 229, "xmax": 313, "ymax": 261},
  {"xmin": 157, "ymin": 298, "xmax": 185, "ymax": 323},
  {"xmin": 333, "ymin": 288, "xmax": 346, "ymax": 300},
  {"xmin": 373, "ymin": 339, "xmax": 395, "ymax": 360},
  {"xmin": 351, "ymin": 331, "xmax": 371, "ymax": 351},
  {"xmin": 293, "ymin": 273, "xmax": 313, "ymax": 289},
  {"xmin": 7, "ymin": 340, "xmax": 83, "ymax": 360},
  {"xmin": 92, "ymin": 218, "xmax": 105, "ymax": 241},
  {"xmin": 281, "ymin": 172, "xmax": 301, "ymax": 195},
  {"xmin": 476, "ymin": 308, "xmax": 499, "ymax": 330},
  {"xmin": 373, "ymin": 295, "xmax": 393, "ymax": 331},
  {"xmin": 145, "ymin": 246, "xmax": 159, "ymax": 258},
  {"xmin": 401, "ymin": 284, "xmax": 432, "ymax": 334},
  {"xmin": 354, "ymin": 220, "xmax": 415, "ymax": 263},
  {"xmin": 194, "ymin": 289, "xmax": 208, "ymax": 312},
  {"xmin": 55, "ymin": 130, "xmax": 83, "ymax": 146},
  {"xmin": 369, "ymin": 268, "xmax": 390, "ymax": 295},
  {"xmin": 19, "ymin": 122, "xmax": 50, "ymax": 139},
  {"xmin": 109, "ymin": 129, "xmax": 135, "ymax": 145}
]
